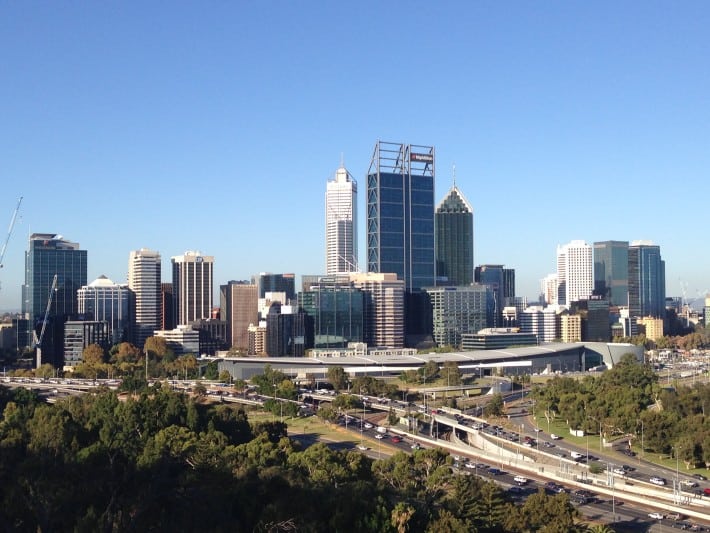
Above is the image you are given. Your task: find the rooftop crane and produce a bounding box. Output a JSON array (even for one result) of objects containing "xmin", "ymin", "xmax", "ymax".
[
  {"xmin": 0, "ymin": 196, "xmax": 23, "ymax": 269},
  {"xmin": 34, "ymin": 274, "xmax": 58, "ymax": 367}
]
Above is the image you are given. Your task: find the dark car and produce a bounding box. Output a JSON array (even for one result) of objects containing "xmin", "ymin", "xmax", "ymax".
[
  {"xmin": 488, "ymin": 468, "xmax": 503, "ymax": 475},
  {"xmin": 693, "ymin": 473, "xmax": 708, "ymax": 481}
]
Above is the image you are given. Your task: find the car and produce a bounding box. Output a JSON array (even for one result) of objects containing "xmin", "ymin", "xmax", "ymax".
[
  {"xmin": 543, "ymin": 441, "xmax": 554, "ymax": 448},
  {"xmin": 363, "ymin": 422, "xmax": 373, "ymax": 429},
  {"xmin": 508, "ymin": 485, "xmax": 523, "ymax": 494},
  {"xmin": 666, "ymin": 512, "xmax": 682, "ymax": 521},
  {"xmin": 534, "ymin": 427, "xmax": 542, "ymax": 432},
  {"xmin": 464, "ymin": 462, "xmax": 476, "ymax": 470},
  {"xmin": 513, "ymin": 475, "xmax": 528, "ymax": 485},
  {"xmin": 613, "ymin": 467, "xmax": 627, "ymax": 476},
  {"xmin": 622, "ymin": 464, "xmax": 634, "ymax": 472},
  {"xmin": 570, "ymin": 451, "xmax": 584, "ymax": 460},
  {"xmin": 692, "ymin": 473, "xmax": 708, "ymax": 481},
  {"xmin": 356, "ymin": 444, "xmax": 369, "ymax": 451},
  {"xmin": 648, "ymin": 512, "xmax": 665, "ymax": 520},
  {"xmin": 650, "ymin": 476, "xmax": 667, "ymax": 486},
  {"xmin": 704, "ymin": 487, "xmax": 710, "ymax": 496},
  {"xmin": 375, "ymin": 434, "xmax": 385, "ymax": 440},
  {"xmin": 680, "ymin": 479, "xmax": 698, "ymax": 488},
  {"xmin": 390, "ymin": 436, "xmax": 402, "ymax": 443},
  {"xmin": 550, "ymin": 433, "xmax": 561, "ymax": 440},
  {"xmin": 488, "ymin": 468, "xmax": 503, "ymax": 475},
  {"xmin": 410, "ymin": 443, "xmax": 421, "ymax": 450}
]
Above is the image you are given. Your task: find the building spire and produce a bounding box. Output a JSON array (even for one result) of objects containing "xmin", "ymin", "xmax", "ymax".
[
  {"xmin": 340, "ymin": 152, "xmax": 345, "ymax": 168},
  {"xmin": 452, "ymin": 164, "xmax": 456, "ymax": 188}
]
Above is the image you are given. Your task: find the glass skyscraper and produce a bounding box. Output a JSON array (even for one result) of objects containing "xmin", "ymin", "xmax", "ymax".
[
  {"xmin": 435, "ymin": 184, "xmax": 473, "ymax": 286},
  {"xmin": 628, "ymin": 241, "xmax": 665, "ymax": 318},
  {"xmin": 593, "ymin": 240, "xmax": 629, "ymax": 306},
  {"xmin": 366, "ymin": 141, "xmax": 435, "ymax": 291},
  {"xmin": 22, "ymin": 233, "xmax": 87, "ymax": 366}
]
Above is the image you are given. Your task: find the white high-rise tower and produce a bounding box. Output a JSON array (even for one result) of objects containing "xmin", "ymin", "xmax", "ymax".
[
  {"xmin": 325, "ymin": 164, "xmax": 358, "ymax": 274},
  {"xmin": 128, "ymin": 248, "xmax": 162, "ymax": 349},
  {"xmin": 556, "ymin": 240, "xmax": 593, "ymax": 305}
]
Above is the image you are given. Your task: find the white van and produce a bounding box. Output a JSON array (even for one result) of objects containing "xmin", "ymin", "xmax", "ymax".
[
  {"xmin": 570, "ymin": 451, "xmax": 583, "ymax": 460},
  {"xmin": 376, "ymin": 426, "xmax": 387, "ymax": 434}
]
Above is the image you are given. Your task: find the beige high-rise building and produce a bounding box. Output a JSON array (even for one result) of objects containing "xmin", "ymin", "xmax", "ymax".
[
  {"xmin": 248, "ymin": 323, "xmax": 267, "ymax": 355},
  {"xmin": 560, "ymin": 313, "xmax": 582, "ymax": 343},
  {"xmin": 220, "ymin": 281, "xmax": 258, "ymax": 351},
  {"xmin": 637, "ymin": 316, "xmax": 664, "ymax": 341},
  {"xmin": 349, "ymin": 272, "xmax": 404, "ymax": 348},
  {"xmin": 128, "ymin": 248, "xmax": 161, "ymax": 349}
]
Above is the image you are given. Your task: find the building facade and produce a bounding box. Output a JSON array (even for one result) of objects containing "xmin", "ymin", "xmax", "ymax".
[
  {"xmin": 128, "ymin": 248, "xmax": 162, "ymax": 349},
  {"xmin": 435, "ymin": 185, "xmax": 473, "ymax": 286},
  {"xmin": 63, "ymin": 320, "xmax": 110, "ymax": 368},
  {"xmin": 297, "ymin": 276, "xmax": 364, "ymax": 349},
  {"xmin": 255, "ymin": 273, "xmax": 296, "ymax": 301},
  {"xmin": 220, "ymin": 281, "xmax": 258, "ymax": 352},
  {"xmin": 425, "ymin": 285, "xmax": 487, "ymax": 348},
  {"xmin": 171, "ymin": 251, "xmax": 214, "ymax": 326},
  {"xmin": 77, "ymin": 275, "xmax": 133, "ymax": 345},
  {"xmin": 349, "ymin": 272, "xmax": 405, "ymax": 348},
  {"xmin": 154, "ymin": 325, "xmax": 200, "ymax": 356},
  {"xmin": 520, "ymin": 306, "xmax": 559, "ymax": 343},
  {"xmin": 23, "ymin": 233, "xmax": 88, "ymax": 367},
  {"xmin": 325, "ymin": 165, "xmax": 358, "ymax": 274}
]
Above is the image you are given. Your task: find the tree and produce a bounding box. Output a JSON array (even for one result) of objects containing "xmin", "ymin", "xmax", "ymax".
[
  {"xmin": 484, "ymin": 393, "xmax": 505, "ymax": 417},
  {"xmin": 327, "ymin": 366, "xmax": 348, "ymax": 391},
  {"xmin": 441, "ymin": 361, "xmax": 462, "ymax": 386},
  {"xmin": 35, "ymin": 363, "xmax": 55, "ymax": 379},
  {"xmin": 144, "ymin": 336, "xmax": 170, "ymax": 358}
]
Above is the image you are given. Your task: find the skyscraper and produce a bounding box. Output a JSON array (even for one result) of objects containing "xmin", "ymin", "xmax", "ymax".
[
  {"xmin": 366, "ymin": 141, "xmax": 435, "ymax": 344},
  {"xmin": 78, "ymin": 275, "xmax": 133, "ymax": 345},
  {"xmin": 171, "ymin": 251, "xmax": 214, "ymax": 326},
  {"xmin": 556, "ymin": 240, "xmax": 593, "ymax": 306},
  {"xmin": 593, "ymin": 241, "xmax": 629, "ymax": 306},
  {"xmin": 366, "ymin": 141, "xmax": 435, "ymax": 291},
  {"xmin": 128, "ymin": 248, "xmax": 162, "ymax": 349},
  {"xmin": 435, "ymin": 183, "xmax": 473, "ymax": 286},
  {"xmin": 475, "ymin": 265, "xmax": 515, "ymax": 327},
  {"xmin": 325, "ymin": 165, "xmax": 358, "ymax": 274},
  {"xmin": 425, "ymin": 285, "xmax": 487, "ymax": 348},
  {"xmin": 23, "ymin": 233, "xmax": 87, "ymax": 366},
  {"xmin": 628, "ymin": 241, "xmax": 665, "ymax": 318}
]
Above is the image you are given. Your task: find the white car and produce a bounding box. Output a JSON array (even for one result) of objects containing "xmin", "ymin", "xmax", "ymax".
[
  {"xmin": 513, "ymin": 475, "xmax": 528, "ymax": 485},
  {"xmin": 550, "ymin": 434, "xmax": 561, "ymax": 440},
  {"xmin": 680, "ymin": 479, "xmax": 698, "ymax": 488},
  {"xmin": 375, "ymin": 434, "xmax": 385, "ymax": 440},
  {"xmin": 613, "ymin": 467, "xmax": 626, "ymax": 476},
  {"xmin": 363, "ymin": 422, "xmax": 373, "ymax": 429},
  {"xmin": 648, "ymin": 512, "xmax": 664, "ymax": 520},
  {"xmin": 356, "ymin": 444, "xmax": 369, "ymax": 451},
  {"xmin": 649, "ymin": 476, "xmax": 666, "ymax": 486}
]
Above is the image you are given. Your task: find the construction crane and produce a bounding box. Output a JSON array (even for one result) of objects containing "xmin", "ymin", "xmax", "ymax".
[
  {"xmin": 34, "ymin": 274, "xmax": 58, "ymax": 367},
  {"xmin": 0, "ymin": 197, "xmax": 23, "ymax": 291}
]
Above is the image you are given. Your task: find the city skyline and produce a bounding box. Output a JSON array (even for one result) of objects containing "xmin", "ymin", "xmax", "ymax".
[{"xmin": 2, "ymin": 3, "xmax": 710, "ymax": 311}]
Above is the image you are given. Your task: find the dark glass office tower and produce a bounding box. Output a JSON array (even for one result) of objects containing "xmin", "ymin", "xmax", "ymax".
[
  {"xmin": 475, "ymin": 264, "xmax": 505, "ymax": 327},
  {"xmin": 593, "ymin": 241, "xmax": 629, "ymax": 306},
  {"xmin": 254, "ymin": 273, "xmax": 296, "ymax": 301},
  {"xmin": 23, "ymin": 233, "xmax": 87, "ymax": 367},
  {"xmin": 367, "ymin": 141, "xmax": 435, "ymax": 291},
  {"xmin": 367, "ymin": 142, "xmax": 435, "ymax": 345},
  {"xmin": 628, "ymin": 241, "xmax": 665, "ymax": 318},
  {"xmin": 435, "ymin": 185, "xmax": 473, "ymax": 286},
  {"xmin": 298, "ymin": 276, "xmax": 364, "ymax": 349}
]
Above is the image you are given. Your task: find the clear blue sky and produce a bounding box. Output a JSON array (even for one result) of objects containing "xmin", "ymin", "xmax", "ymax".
[{"xmin": 2, "ymin": 2, "xmax": 709, "ymax": 312}]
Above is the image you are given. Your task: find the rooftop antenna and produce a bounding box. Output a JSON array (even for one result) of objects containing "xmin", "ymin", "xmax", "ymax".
[
  {"xmin": 340, "ymin": 152, "xmax": 345, "ymax": 168},
  {"xmin": 452, "ymin": 165, "xmax": 456, "ymax": 188}
]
